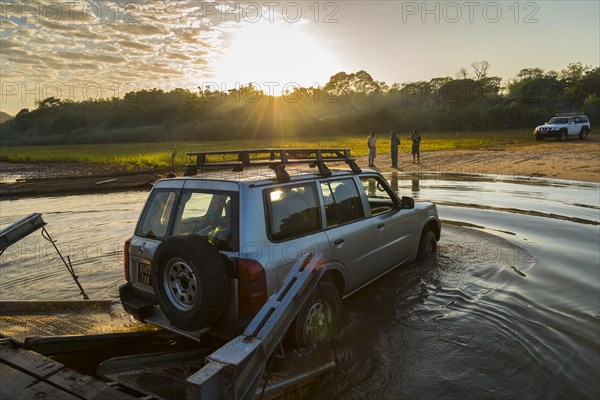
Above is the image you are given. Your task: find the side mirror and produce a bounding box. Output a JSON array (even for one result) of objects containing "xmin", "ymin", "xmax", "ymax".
[{"xmin": 401, "ymin": 196, "xmax": 414, "ymax": 209}]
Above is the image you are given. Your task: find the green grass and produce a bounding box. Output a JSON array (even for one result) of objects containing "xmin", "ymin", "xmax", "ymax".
[{"xmin": 0, "ymin": 130, "xmax": 533, "ymax": 170}]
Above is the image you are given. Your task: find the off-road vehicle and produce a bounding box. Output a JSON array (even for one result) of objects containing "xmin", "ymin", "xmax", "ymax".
[
  {"xmin": 120, "ymin": 149, "xmax": 441, "ymax": 345},
  {"xmin": 534, "ymin": 113, "xmax": 591, "ymax": 141}
]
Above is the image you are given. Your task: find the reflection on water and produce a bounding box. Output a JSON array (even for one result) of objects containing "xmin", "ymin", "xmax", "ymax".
[
  {"xmin": 1, "ymin": 174, "xmax": 599, "ymax": 399},
  {"xmin": 411, "ymin": 173, "xmax": 420, "ymax": 192},
  {"xmin": 390, "ymin": 172, "xmax": 398, "ymax": 193}
]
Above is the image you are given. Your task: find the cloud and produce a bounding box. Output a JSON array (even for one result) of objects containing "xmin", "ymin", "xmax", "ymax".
[
  {"xmin": 38, "ymin": 19, "xmax": 78, "ymax": 32},
  {"xmin": 95, "ymin": 53, "xmax": 127, "ymax": 64},
  {"xmin": 0, "ymin": 19, "xmax": 18, "ymax": 29},
  {"xmin": 108, "ymin": 23, "xmax": 169, "ymax": 36},
  {"xmin": 57, "ymin": 51, "xmax": 90, "ymax": 61},
  {"xmin": 1, "ymin": 48, "xmax": 32, "ymax": 58},
  {"xmin": 0, "ymin": 39, "xmax": 21, "ymax": 49},
  {"xmin": 118, "ymin": 40, "xmax": 154, "ymax": 52},
  {"xmin": 167, "ymin": 53, "xmax": 192, "ymax": 61},
  {"xmin": 1, "ymin": 0, "xmax": 239, "ymax": 114},
  {"xmin": 101, "ymin": 44, "xmax": 120, "ymax": 53},
  {"xmin": 145, "ymin": 63, "xmax": 181, "ymax": 75},
  {"xmin": 52, "ymin": 50, "xmax": 125, "ymax": 64},
  {"xmin": 68, "ymin": 63, "xmax": 102, "ymax": 70}
]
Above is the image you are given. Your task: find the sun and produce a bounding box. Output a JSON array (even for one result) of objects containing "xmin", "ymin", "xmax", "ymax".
[{"xmin": 215, "ymin": 23, "xmax": 339, "ymax": 94}]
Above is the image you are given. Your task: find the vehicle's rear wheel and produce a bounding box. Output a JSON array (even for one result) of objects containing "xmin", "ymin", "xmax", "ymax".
[
  {"xmin": 416, "ymin": 230, "xmax": 437, "ymax": 261},
  {"xmin": 579, "ymin": 128, "xmax": 589, "ymax": 140},
  {"xmin": 559, "ymin": 130, "xmax": 567, "ymax": 142},
  {"xmin": 153, "ymin": 234, "xmax": 229, "ymax": 331},
  {"xmin": 289, "ymin": 281, "xmax": 341, "ymax": 348}
]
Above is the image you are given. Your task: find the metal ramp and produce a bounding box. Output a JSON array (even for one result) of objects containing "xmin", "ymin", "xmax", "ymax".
[
  {"xmin": 98, "ymin": 349, "xmax": 335, "ymax": 400},
  {"xmin": 0, "ymin": 213, "xmax": 46, "ymax": 252},
  {"xmin": 99, "ymin": 252, "xmax": 338, "ymax": 399},
  {"xmin": 0, "ymin": 213, "xmax": 89, "ymax": 299}
]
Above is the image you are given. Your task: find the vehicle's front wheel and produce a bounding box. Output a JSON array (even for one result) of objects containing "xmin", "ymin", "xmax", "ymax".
[
  {"xmin": 559, "ymin": 130, "xmax": 567, "ymax": 142},
  {"xmin": 290, "ymin": 281, "xmax": 341, "ymax": 348},
  {"xmin": 535, "ymin": 135, "xmax": 543, "ymax": 141},
  {"xmin": 579, "ymin": 128, "xmax": 589, "ymax": 140},
  {"xmin": 416, "ymin": 230, "xmax": 437, "ymax": 261},
  {"xmin": 152, "ymin": 235, "xmax": 229, "ymax": 331}
]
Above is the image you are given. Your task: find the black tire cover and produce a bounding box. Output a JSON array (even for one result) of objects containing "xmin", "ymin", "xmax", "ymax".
[{"xmin": 152, "ymin": 234, "xmax": 229, "ymax": 331}]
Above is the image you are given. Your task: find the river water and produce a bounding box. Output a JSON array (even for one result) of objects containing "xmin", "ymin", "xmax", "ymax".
[{"xmin": 1, "ymin": 173, "xmax": 599, "ymax": 399}]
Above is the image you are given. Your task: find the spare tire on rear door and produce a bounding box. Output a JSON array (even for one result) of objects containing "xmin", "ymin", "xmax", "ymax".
[{"xmin": 152, "ymin": 234, "xmax": 229, "ymax": 331}]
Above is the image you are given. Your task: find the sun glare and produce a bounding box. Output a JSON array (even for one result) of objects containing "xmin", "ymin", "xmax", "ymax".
[{"xmin": 215, "ymin": 23, "xmax": 339, "ymax": 94}]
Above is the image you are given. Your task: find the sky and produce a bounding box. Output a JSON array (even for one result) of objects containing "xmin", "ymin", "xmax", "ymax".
[{"xmin": 1, "ymin": 0, "xmax": 599, "ymax": 116}]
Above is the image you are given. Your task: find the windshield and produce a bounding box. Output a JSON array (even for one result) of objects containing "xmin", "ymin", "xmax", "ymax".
[
  {"xmin": 135, "ymin": 188, "xmax": 239, "ymax": 251},
  {"xmin": 548, "ymin": 117, "xmax": 569, "ymax": 124}
]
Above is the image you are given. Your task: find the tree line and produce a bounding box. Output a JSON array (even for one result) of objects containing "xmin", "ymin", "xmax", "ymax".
[{"xmin": 1, "ymin": 61, "xmax": 598, "ymax": 145}]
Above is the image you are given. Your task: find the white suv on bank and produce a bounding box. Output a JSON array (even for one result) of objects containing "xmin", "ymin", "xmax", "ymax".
[{"xmin": 534, "ymin": 114, "xmax": 591, "ymax": 141}]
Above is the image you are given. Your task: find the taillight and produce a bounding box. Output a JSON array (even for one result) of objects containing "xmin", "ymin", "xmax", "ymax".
[
  {"xmin": 123, "ymin": 239, "xmax": 131, "ymax": 282},
  {"xmin": 238, "ymin": 259, "xmax": 267, "ymax": 318}
]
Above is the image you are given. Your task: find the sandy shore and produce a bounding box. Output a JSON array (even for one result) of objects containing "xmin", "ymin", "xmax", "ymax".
[{"xmin": 358, "ymin": 135, "xmax": 600, "ymax": 183}]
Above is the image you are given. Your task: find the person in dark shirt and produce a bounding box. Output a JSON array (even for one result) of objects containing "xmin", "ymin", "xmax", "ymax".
[{"xmin": 411, "ymin": 129, "xmax": 421, "ymax": 164}]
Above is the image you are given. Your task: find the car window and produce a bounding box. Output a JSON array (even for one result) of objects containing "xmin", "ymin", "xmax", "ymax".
[
  {"xmin": 136, "ymin": 188, "xmax": 238, "ymax": 250},
  {"xmin": 178, "ymin": 192, "xmax": 213, "ymax": 220},
  {"xmin": 136, "ymin": 189, "xmax": 178, "ymax": 239},
  {"xmin": 320, "ymin": 179, "xmax": 365, "ymax": 227},
  {"xmin": 173, "ymin": 191, "xmax": 238, "ymax": 251},
  {"xmin": 266, "ymin": 184, "xmax": 320, "ymax": 241},
  {"xmin": 548, "ymin": 117, "xmax": 568, "ymax": 124},
  {"xmin": 359, "ymin": 176, "xmax": 397, "ymax": 216}
]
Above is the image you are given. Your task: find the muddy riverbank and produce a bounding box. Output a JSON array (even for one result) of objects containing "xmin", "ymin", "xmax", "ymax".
[
  {"xmin": 1, "ymin": 137, "xmax": 598, "ymax": 197},
  {"xmin": 362, "ymin": 135, "xmax": 600, "ymax": 182}
]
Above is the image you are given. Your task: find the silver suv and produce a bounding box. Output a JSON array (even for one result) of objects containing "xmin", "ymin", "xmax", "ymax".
[
  {"xmin": 120, "ymin": 149, "xmax": 440, "ymax": 345},
  {"xmin": 534, "ymin": 114, "xmax": 591, "ymax": 141}
]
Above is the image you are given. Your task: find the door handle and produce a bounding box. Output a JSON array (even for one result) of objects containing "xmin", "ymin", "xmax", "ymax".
[
  {"xmin": 377, "ymin": 223, "xmax": 385, "ymax": 229},
  {"xmin": 334, "ymin": 239, "xmax": 345, "ymax": 246}
]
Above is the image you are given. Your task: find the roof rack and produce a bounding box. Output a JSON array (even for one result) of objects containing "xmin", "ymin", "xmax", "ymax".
[
  {"xmin": 184, "ymin": 148, "xmax": 361, "ymax": 181},
  {"xmin": 555, "ymin": 112, "xmax": 583, "ymax": 116}
]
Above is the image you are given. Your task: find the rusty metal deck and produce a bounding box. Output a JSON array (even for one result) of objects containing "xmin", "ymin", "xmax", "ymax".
[{"xmin": 0, "ymin": 301, "xmax": 157, "ymax": 354}]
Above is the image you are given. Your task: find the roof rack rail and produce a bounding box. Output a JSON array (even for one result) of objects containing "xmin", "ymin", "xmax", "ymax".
[
  {"xmin": 184, "ymin": 148, "xmax": 361, "ymax": 181},
  {"xmin": 555, "ymin": 112, "xmax": 583, "ymax": 116}
]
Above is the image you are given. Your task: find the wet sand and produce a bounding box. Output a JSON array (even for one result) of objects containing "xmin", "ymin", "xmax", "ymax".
[{"xmin": 361, "ymin": 135, "xmax": 600, "ymax": 182}]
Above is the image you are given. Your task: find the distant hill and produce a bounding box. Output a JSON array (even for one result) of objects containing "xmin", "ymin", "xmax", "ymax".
[{"xmin": 0, "ymin": 111, "xmax": 13, "ymax": 123}]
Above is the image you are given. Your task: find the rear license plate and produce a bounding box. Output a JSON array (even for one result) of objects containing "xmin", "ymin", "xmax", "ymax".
[{"xmin": 135, "ymin": 257, "xmax": 152, "ymax": 286}]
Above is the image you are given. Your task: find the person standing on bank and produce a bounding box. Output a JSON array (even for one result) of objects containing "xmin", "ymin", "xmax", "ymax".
[
  {"xmin": 411, "ymin": 129, "xmax": 421, "ymax": 164},
  {"xmin": 390, "ymin": 130, "xmax": 400, "ymax": 168},
  {"xmin": 368, "ymin": 131, "xmax": 377, "ymax": 167}
]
